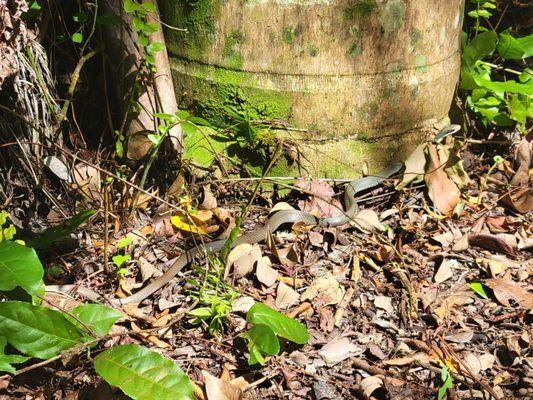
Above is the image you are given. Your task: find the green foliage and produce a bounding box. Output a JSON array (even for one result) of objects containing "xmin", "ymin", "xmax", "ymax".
[
  {"xmin": 0, "ymin": 210, "xmax": 16, "ymax": 242},
  {"xmin": 0, "ymin": 241, "xmax": 44, "ymax": 296},
  {"xmin": 93, "ymin": 344, "xmax": 194, "ymax": 400},
  {"xmin": 0, "ymin": 301, "xmax": 87, "ymax": 359},
  {"xmin": 0, "ymin": 336, "xmax": 28, "ymax": 374},
  {"xmin": 243, "ymin": 303, "xmax": 309, "ymax": 365},
  {"xmin": 187, "ymin": 260, "xmax": 239, "ymax": 335},
  {"xmin": 30, "ymin": 209, "xmax": 95, "ymax": 249},
  {"xmin": 469, "ymin": 282, "xmax": 489, "ymax": 299},
  {"xmin": 243, "ymin": 324, "xmax": 279, "ymax": 366},
  {"xmin": 438, "ymin": 364, "xmax": 454, "ymax": 400},
  {"xmin": 461, "ymin": 0, "xmax": 532, "ymax": 131},
  {"xmin": 70, "ymin": 304, "xmax": 123, "ymax": 336}
]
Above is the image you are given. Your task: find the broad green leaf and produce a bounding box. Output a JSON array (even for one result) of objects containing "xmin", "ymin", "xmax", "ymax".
[
  {"xmin": 175, "ymin": 110, "xmax": 190, "ymax": 120},
  {"xmin": 70, "ymin": 304, "xmax": 123, "ymax": 336},
  {"xmin": 154, "ymin": 113, "xmax": 177, "ymax": 123},
  {"xmin": 187, "ymin": 116, "xmax": 211, "ymax": 126},
  {"xmin": 112, "ymin": 254, "xmax": 131, "ymax": 268},
  {"xmin": 517, "ymin": 34, "xmax": 533, "ymax": 58},
  {"xmin": 0, "ymin": 241, "xmax": 43, "ymax": 296},
  {"xmin": 0, "ymin": 336, "xmax": 28, "ymax": 374},
  {"xmin": 248, "ymin": 343, "xmax": 265, "ymax": 366},
  {"xmin": 462, "ymin": 31, "xmax": 497, "ymax": 67},
  {"xmin": 71, "ymin": 32, "xmax": 83, "ymax": 43},
  {"xmin": 245, "ymin": 324, "xmax": 279, "ymax": 366},
  {"xmin": 497, "ymin": 31, "xmax": 525, "ymax": 60},
  {"xmin": 146, "ymin": 42, "xmax": 165, "ymax": 54},
  {"xmin": 246, "ymin": 303, "xmax": 309, "ymax": 345},
  {"xmin": 0, "ymin": 301, "xmax": 86, "ymax": 359},
  {"xmin": 30, "ymin": 209, "xmax": 95, "ymax": 249},
  {"xmin": 94, "ymin": 344, "xmax": 194, "ymax": 400},
  {"xmin": 142, "ymin": 21, "xmax": 158, "ymax": 35},
  {"xmin": 469, "ymin": 282, "xmax": 488, "ymax": 299},
  {"xmin": 138, "ymin": 34, "xmax": 149, "ymax": 47},
  {"xmin": 124, "ymin": 0, "xmax": 141, "ymax": 13},
  {"xmin": 474, "ymin": 77, "xmax": 533, "ymax": 96},
  {"xmin": 467, "ymin": 9, "xmax": 491, "ymax": 18},
  {"xmin": 117, "ymin": 236, "xmax": 133, "ymax": 249},
  {"xmin": 147, "ymin": 134, "xmax": 160, "ymax": 145},
  {"xmin": 508, "ymin": 95, "xmax": 528, "ymax": 125},
  {"xmin": 438, "ymin": 367, "xmax": 454, "ymax": 400},
  {"xmin": 183, "ymin": 124, "xmax": 228, "ymax": 168},
  {"xmin": 132, "ymin": 16, "xmax": 144, "ymax": 32},
  {"xmin": 141, "ymin": 2, "xmax": 157, "ymax": 12}
]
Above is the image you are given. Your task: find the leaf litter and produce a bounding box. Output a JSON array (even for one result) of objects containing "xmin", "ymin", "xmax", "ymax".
[{"xmin": 5, "ymin": 134, "xmax": 533, "ymax": 400}]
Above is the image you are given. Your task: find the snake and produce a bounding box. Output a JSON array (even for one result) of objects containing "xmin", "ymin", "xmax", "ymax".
[{"xmin": 45, "ymin": 162, "xmax": 404, "ymax": 306}]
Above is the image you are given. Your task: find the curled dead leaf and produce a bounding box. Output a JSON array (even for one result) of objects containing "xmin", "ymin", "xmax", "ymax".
[{"xmin": 424, "ymin": 144, "xmax": 460, "ymax": 215}]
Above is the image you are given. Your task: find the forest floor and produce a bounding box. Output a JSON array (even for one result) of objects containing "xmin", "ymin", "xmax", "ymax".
[{"xmin": 1, "ymin": 134, "xmax": 532, "ymax": 400}]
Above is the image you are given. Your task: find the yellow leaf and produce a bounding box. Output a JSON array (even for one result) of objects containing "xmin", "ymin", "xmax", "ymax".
[{"xmin": 170, "ymin": 215, "xmax": 207, "ymax": 235}]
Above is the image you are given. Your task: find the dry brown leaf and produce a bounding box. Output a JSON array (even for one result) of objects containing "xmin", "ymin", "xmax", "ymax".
[
  {"xmin": 295, "ymin": 179, "xmax": 343, "ymax": 218},
  {"xmin": 318, "ymin": 337, "xmax": 361, "ymax": 365},
  {"xmin": 275, "ymin": 282, "xmax": 300, "ymax": 309},
  {"xmin": 72, "ymin": 163, "xmax": 101, "ymax": 201},
  {"xmin": 434, "ymin": 258, "xmax": 454, "ymax": 283},
  {"xmin": 301, "ymin": 273, "xmax": 345, "ymax": 307},
  {"xmin": 510, "ymin": 137, "xmax": 532, "ymax": 187},
  {"xmin": 256, "ymin": 256, "xmax": 278, "ymax": 287},
  {"xmin": 468, "ymin": 233, "xmax": 517, "ymax": 257},
  {"xmin": 501, "ymin": 187, "xmax": 533, "ymax": 214},
  {"xmin": 353, "ymin": 209, "xmax": 384, "ymax": 232},
  {"xmin": 425, "ymin": 144, "xmax": 460, "ymax": 214},
  {"xmin": 484, "ymin": 273, "xmax": 533, "ymax": 308},
  {"xmin": 202, "ymin": 371, "xmax": 242, "ymax": 400},
  {"xmin": 225, "ymin": 243, "xmax": 261, "ymax": 279},
  {"xmin": 360, "ymin": 376, "xmax": 383, "ymax": 399},
  {"xmin": 199, "ymin": 186, "xmax": 217, "ymax": 210}
]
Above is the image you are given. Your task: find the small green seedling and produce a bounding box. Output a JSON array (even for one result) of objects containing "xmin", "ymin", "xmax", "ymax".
[
  {"xmin": 187, "ymin": 259, "xmax": 239, "ymax": 335},
  {"xmin": 438, "ymin": 363, "xmax": 454, "ymax": 400},
  {"xmin": 112, "ymin": 236, "xmax": 133, "ymax": 276},
  {"xmin": 0, "ymin": 211, "xmax": 16, "ymax": 242},
  {"xmin": 242, "ymin": 302, "xmax": 309, "ymax": 366}
]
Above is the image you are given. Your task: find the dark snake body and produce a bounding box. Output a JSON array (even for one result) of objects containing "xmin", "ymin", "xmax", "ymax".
[{"xmin": 46, "ymin": 162, "xmax": 403, "ymax": 306}]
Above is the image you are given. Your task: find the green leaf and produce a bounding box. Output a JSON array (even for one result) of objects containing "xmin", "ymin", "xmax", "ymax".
[
  {"xmin": 2, "ymin": 224, "xmax": 16, "ymax": 241},
  {"xmin": 154, "ymin": 113, "xmax": 177, "ymax": 123},
  {"xmin": 0, "ymin": 301, "xmax": 86, "ymax": 359},
  {"xmin": 245, "ymin": 324, "xmax": 280, "ymax": 365},
  {"xmin": 115, "ymin": 140, "xmax": 124, "ymax": 158},
  {"xmin": 467, "ymin": 9, "xmax": 492, "ymax": 18},
  {"xmin": 438, "ymin": 367, "xmax": 454, "ymax": 400},
  {"xmin": 0, "ymin": 241, "xmax": 44, "ymax": 296},
  {"xmin": 508, "ymin": 94, "xmax": 528, "ymax": 124},
  {"xmin": 138, "ymin": 34, "xmax": 149, "ymax": 47},
  {"xmin": 124, "ymin": 0, "xmax": 141, "ymax": 13},
  {"xmin": 469, "ymin": 282, "xmax": 489, "ymax": 299},
  {"xmin": 248, "ymin": 343, "xmax": 265, "ymax": 366},
  {"xmin": 112, "ymin": 254, "xmax": 131, "ymax": 268},
  {"xmin": 132, "ymin": 16, "xmax": 145, "ymax": 32},
  {"xmin": 142, "ymin": 21, "xmax": 158, "ymax": 35},
  {"xmin": 0, "ymin": 336, "xmax": 28, "ymax": 374},
  {"xmin": 117, "ymin": 236, "xmax": 133, "ymax": 249},
  {"xmin": 146, "ymin": 42, "xmax": 165, "ymax": 54},
  {"xmin": 517, "ymin": 34, "xmax": 533, "ymax": 58},
  {"xmin": 72, "ymin": 12, "xmax": 88, "ymax": 23},
  {"xmin": 497, "ymin": 31, "xmax": 525, "ymax": 60},
  {"xmin": 94, "ymin": 344, "xmax": 194, "ymax": 400},
  {"xmin": 147, "ymin": 134, "xmax": 161, "ymax": 145},
  {"xmin": 70, "ymin": 304, "xmax": 123, "ymax": 336},
  {"xmin": 141, "ymin": 2, "xmax": 157, "ymax": 12},
  {"xmin": 187, "ymin": 116, "xmax": 212, "ymax": 126},
  {"xmin": 71, "ymin": 32, "xmax": 83, "ymax": 43},
  {"xmin": 30, "ymin": 209, "xmax": 96, "ymax": 249},
  {"xmin": 462, "ymin": 31, "xmax": 497, "ymax": 67},
  {"xmin": 246, "ymin": 303, "xmax": 309, "ymax": 345},
  {"xmin": 183, "ymin": 124, "xmax": 228, "ymax": 168},
  {"xmin": 175, "ymin": 110, "xmax": 190, "ymax": 120}
]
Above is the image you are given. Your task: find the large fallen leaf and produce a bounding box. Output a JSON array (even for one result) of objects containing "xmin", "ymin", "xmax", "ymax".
[
  {"xmin": 94, "ymin": 344, "xmax": 194, "ymax": 400},
  {"xmin": 500, "ymin": 187, "xmax": 533, "ymax": 214},
  {"xmin": 202, "ymin": 371, "xmax": 242, "ymax": 400},
  {"xmin": 424, "ymin": 144, "xmax": 460, "ymax": 214},
  {"xmin": 353, "ymin": 209, "xmax": 384, "ymax": 232},
  {"xmin": 484, "ymin": 273, "xmax": 533, "ymax": 308},
  {"xmin": 225, "ymin": 243, "xmax": 261, "ymax": 279},
  {"xmin": 301, "ymin": 273, "xmax": 344, "ymax": 307},
  {"xmin": 318, "ymin": 337, "xmax": 361, "ymax": 365},
  {"xmin": 468, "ymin": 233, "xmax": 517, "ymax": 257},
  {"xmin": 276, "ymin": 282, "xmax": 300, "ymax": 309},
  {"xmin": 295, "ymin": 179, "xmax": 343, "ymax": 218},
  {"xmin": 360, "ymin": 376, "xmax": 384, "ymax": 399},
  {"xmin": 256, "ymin": 256, "xmax": 278, "ymax": 287},
  {"xmin": 170, "ymin": 214, "xmax": 207, "ymax": 235}
]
